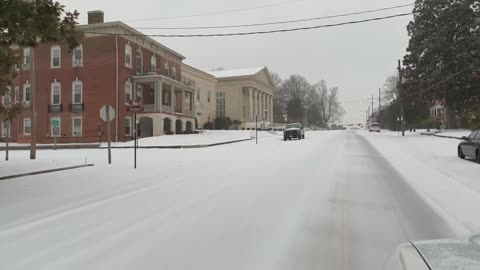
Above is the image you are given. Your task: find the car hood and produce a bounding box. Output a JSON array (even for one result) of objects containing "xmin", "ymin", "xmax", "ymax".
[
  {"xmin": 284, "ymin": 128, "xmax": 300, "ymax": 131},
  {"xmin": 412, "ymin": 235, "xmax": 480, "ymax": 270}
]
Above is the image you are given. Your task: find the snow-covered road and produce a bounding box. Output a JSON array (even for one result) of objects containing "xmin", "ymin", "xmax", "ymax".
[{"xmin": 0, "ymin": 131, "xmax": 455, "ymax": 270}]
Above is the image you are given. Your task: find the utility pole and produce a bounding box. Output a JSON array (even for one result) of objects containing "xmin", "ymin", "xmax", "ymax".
[
  {"xmin": 398, "ymin": 60, "xmax": 405, "ymax": 137},
  {"xmin": 365, "ymin": 108, "xmax": 368, "ymax": 129},
  {"xmin": 379, "ymin": 88, "xmax": 382, "ymax": 127},
  {"xmin": 30, "ymin": 47, "xmax": 36, "ymax": 160},
  {"xmin": 367, "ymin": 106, "xmax": 370, "ymax": 128},
  {"xmin": 371, "ymin": 94, "xmax": 374, "ymax": 122}
]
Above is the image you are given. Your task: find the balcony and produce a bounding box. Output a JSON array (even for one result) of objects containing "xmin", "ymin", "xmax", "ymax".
[
  {"xmin": 135, "ymin": 66, "xmax": 196, "ymax": 88},
  {"xmin": 69, "ymin": 103, "xmax": 84, "ymax": 113},
  {"xmin": 185, "ymin": 110, "xmax": 194, "ymax": 117},
  {"xmin": 48, "ymin": 104, "xmax": 63, "ymax": 114},
  {"xmin": 143, "ymin": 104, "xmax": 155, "ymax": 112},
  {"xmin": 162, "ymin": 104, "xmax": 172, "ymax": 113}
]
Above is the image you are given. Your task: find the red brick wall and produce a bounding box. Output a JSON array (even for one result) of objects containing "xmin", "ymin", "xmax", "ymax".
[{"xmin": 9, "ymin": 34, "xmax": 183, "ymax": 144}]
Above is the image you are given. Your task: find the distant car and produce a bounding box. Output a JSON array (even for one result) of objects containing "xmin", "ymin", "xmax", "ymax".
[
  {"xmin": 458, "ymin": 129, "xmax": 480, "ymax": 163},
  {"xmin": 384, "ymin": 235, "xmax": 480, "ymax": 270},
  {"xmin": 369, "ymin": 123, "xmax": 381, "ymax": 132},
  {"xmin": 283, "ymin": 123, "xmax": 305, "ymax": 141}
]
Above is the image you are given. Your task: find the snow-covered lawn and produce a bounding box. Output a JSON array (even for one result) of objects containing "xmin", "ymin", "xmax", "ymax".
[
  {"xmin": 358, "ymin": 129, "xmax": 480, "ymax": 236},
  {"xmin": 113, "ymin": 130, "xmax": 258, "ymax": 147}
]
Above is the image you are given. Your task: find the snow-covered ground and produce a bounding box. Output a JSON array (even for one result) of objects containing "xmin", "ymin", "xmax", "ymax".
[
  {"xmin": 0, "ymin": 130, "xmax": 478, "ymax": 270},
  {"xmin": 358, "ymin": 129, "xmax": 480, "ymax": 235}
]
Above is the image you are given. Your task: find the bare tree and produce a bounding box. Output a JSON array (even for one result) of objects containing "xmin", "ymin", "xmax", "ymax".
[
  {"xmin": 383, "ymin": 74, "xmax": 399, "ymax": 104},
  {"xmin": 313, "ymin": 81, "xmax": 344, "ymax": 125}
]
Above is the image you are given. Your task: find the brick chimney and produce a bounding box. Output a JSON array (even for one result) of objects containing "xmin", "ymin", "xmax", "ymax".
[{"xmin": 88, "ymin": 10, "xmax": 104, "ymax": 24}]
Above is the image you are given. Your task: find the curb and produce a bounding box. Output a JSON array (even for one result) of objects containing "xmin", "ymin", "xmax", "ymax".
[
  {"xmin": 0, "ymin": 144, "xmax": 99, "ymax": 151},
  {"xmin": 99, "ymin": 138, "xmax": 253, "ymax": 149},
  {"xmin": 420, "ymin": 133, "xmax": 463, "ymax": 140},
  {"xmin": 0, "ymin": 164, "xmax": 95, "ymax": 181}
]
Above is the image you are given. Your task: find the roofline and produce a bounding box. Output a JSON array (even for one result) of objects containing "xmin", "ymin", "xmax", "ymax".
[
  {"xmin": 182, "ymin": 63, "xmax": 217, "ymax": 81},
  {"xmin": 78, "ymin": 21, "xmax": 186, "ymax": 60},
  {"xmin": 212, "ymin": 66, "xmax": 276, "ymax": 88}
]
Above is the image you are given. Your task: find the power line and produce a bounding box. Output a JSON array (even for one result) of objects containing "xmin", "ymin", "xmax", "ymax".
[
  {"xmin": 134, "ymin": 3, "xmax": 414, "ymax": 30},
  {"xmin": 122, "ymin": 0, "xmax": 306, "ymax": 22},
  {"xmin": 84, "ymin": 13, "xmax": 413, "ymax": 38}
]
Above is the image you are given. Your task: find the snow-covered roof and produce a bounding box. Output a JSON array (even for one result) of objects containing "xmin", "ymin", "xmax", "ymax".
[{"xmin": 209, "ymin": 67, "xmax": 265, "ymax": 79}]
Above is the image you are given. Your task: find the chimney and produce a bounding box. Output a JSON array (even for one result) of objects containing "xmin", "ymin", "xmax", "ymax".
[{"xmin": 88, "ymin": 10, "xmax": 104, "ymax": 24}]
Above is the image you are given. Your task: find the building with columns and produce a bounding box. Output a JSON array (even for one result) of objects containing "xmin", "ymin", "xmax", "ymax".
[{"xmin": 209, "ymin": 67, "xmax": 275, "ymax": 129}]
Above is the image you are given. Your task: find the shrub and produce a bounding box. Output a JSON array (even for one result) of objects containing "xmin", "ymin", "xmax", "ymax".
[
  {"xmin": 215, "ymin": 117, "xmax": 232, "ymax": 130},
  {"xmin": 203, "ymin": 122, "xmax": 214, "ymax": 130},
  {"xmin": 421, "ymin": 117, "xmax": 441, "ymax": 129},
  {"xmin": 165, "ymin": 130, "xmax": 174, "ymax": 135}
]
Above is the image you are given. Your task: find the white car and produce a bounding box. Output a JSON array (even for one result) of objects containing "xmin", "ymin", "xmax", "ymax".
[
  {"xmin": 369, "ymin": 123, "xmax": 381, "ymax": 132},
  {"xmin": 385, "ymin": 235, "xmax": 480, "ymax": 269}
]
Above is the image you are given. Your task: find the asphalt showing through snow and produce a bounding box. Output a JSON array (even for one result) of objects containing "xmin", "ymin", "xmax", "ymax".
[{"xmin": 0, "ymin": 131, "xmax": 453, "ymax": 270}]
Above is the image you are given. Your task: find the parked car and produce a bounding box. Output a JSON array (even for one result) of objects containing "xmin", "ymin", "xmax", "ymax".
[
  {"xmin": 369, "ymin": 123, "xmax": 381, "ymax": 132},
  {"xmin": 384, "ymin": 235, "xmax": 480, "ymax": 269},
  {"xmin": 283, "ymin": 123, "xmax": 305, "ymax": 141},
  {"xmin": 458, "ymin": 129, "xmax": 480, "ymax": 163}
]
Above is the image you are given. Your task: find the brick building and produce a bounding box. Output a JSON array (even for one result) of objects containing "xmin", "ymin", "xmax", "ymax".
[{"xmin": 0, "ymin": 11, "xmax": 196, "ymax": 144}]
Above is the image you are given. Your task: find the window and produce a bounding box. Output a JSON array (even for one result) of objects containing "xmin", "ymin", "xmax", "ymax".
[
  {"xmin": 125, "ymin": 44, "xmax": 132, "ymax": 68},
  {"xmin": 125, "ymin": 117, "xmax": 132, "ymax": 136},
  {"xmin": 125, "ymin": 81, "xmax": 132, "ymax": 104},
  {"xmin": 73, "ymin": 45, "xmax": 83, "ymax": 66},
  {"xmin": 23, "ymin": 48, "xmax": 31, "ymax": 69},
  {"xmin": 23, "ymin": 118, "xmax": 31, "ymax": 135},
  {"xmin": 216, "ymin": 92, "xmax": 225, "ymax": 117},
  {"xmin": 51, "ymin": 46, "xmax": 61, "ymax": 68},
  {"xmin": 136, "ymin": 49, "xmax": 143, "ymax": 74},
  {"xmin": 162, "ymin": 88, "xmax": 171, "ymax": 106},
  {"xmin": 23, "ymin": 83, "xmax": 31, "ymax": 102},
  {"xmin": 208, "ymin": 91, "xmax": 211, "ymax": 103},
  {"xmin": 51, "ymin": 82, "xmax": 61, "ymax": 105},
  {"xmin": 468, "ymin": 131, "xmax": 477, "ymax": 140},
  {"xmin": 172, "ymin": 66, "xmax": 177, "ymax": 79},
  {"xmin": 14, "ymin": 86, "xmax": 19, "ymax": 103},
  {"xmin": 197, "ymin": 88, "xmax": 201, "ymax": 101},
  {"xmin": 151, "ymin": 56, "xmax": 157, "ymax": 72},
  {"xmin": 72, "ymin": 81, "xmax": 82, "ymax": 104},
  {"xmin": 51, "ymin": 117, "xmax": 61, "ymax": 137},
  {"xmin": 1, "ymin": 87, "xmax": 10, "ymax": 106},
  {"xmin": 164, "ymin": 62, "xmax": 169, "ymax": 76},
  {"xmin": 136, "ymin": 84, "xmax": 143, "ymax": 103},
  {"xmin": 185, "ymin": 91, "xmax": 192, "ymax": 111},
  {"xmin": 1, "ymin": 121, "xmax": 10, "ymax": 138},
  {"xmin": 72, "ymin": 117, "xmax": 82, "ymax": 137}
]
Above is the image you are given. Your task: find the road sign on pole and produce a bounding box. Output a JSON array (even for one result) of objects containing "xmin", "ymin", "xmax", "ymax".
[
  {"xmin": 100, "ymin": 105, "xmax": 115, "ymax": 164},
  {"xmin": 100, "ymin": 105, "xmax": 115, "ymax": 122}
]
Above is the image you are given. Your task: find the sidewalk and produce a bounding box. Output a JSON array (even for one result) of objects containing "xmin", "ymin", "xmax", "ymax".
[{"xmin": 359, "ymin": 129, "xmax": 480, "ymax": 237}]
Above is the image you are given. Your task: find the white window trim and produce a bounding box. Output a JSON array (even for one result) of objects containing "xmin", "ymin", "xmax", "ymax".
[
  {"xmin": 23, "ymin": 48, "xmax": 31, "ymax": 69},
  {"xmin": 173, "ymin": 66, "xmax": 177, "ymax": 78},
  {"xmin": 23, "ymin": 118, "xmax": 31, "ymax": 136},
  {"xmin": 125, "ymin": 81, "xmax": 132, "ymax": 105},
  {"xmin": 72, "ymin": 45, "xmax": 83, "ymax": 67},
  {"xmin": 23, "ymin": 83, "xmax": 31, "ymax": 102},
  {"xmin": 72, "ymin": 81, "xmax": 83, "ymax": 104},
  {"xmin": 72, "ymin": 117, "xmax": 82, "ymax": 137},
  {"xmin": 14, "ymin": 86, "xmax": 19, "ymax": 103},
  {"xmin": 51, "ymin": 82, "xmax": 61, "ymax": 105},
  {"xmin": 1, "ymin": 121, "xmax": 11, "ymax": 138},
  {"xmin": 125, "ymin": 44, "xmax": 132, "ymax": 68},
  {"xmin": 51, "ymin": 46, "xmax": 61, "ymax": 68},
  {"xmin": 125, "ymin": 116, "xmax": 132, "ymax": 136},
  {"xmin": 136, "ymin": 49, "xmax": 143, "ymax": 72},
  {"xmin": 51, "ymin": 117, "xmax": 61, "ymax": 137},
  {"xmin": 151, "ymin": 55, "xmax": 157, "ymax": 72}
]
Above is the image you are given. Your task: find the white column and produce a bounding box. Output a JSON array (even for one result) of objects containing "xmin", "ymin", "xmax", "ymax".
[
  {"xmin": 266, "ymin": 95, "xmax": 270, "ymax": 122},
  {"xmin": 262, "ymin": 93, "xmax": 266, "ymax": 120},
  {"xmin": 253, "ymin": 89, "xmax": 258, "ymax": 117},
  {"xmin": 270, "ymin": 95, "xmax": 274, "ymax": 123},
  {"xmin": 249, "ymin": 88, "xmax": 253, "ymax": 119},
  {"xmin": 181, "ymin": 89, "xmax": 185, "ymax": 114},
  {"xmin": 170, "ymin": 87, "xmax": 175, "ymax": 111}
]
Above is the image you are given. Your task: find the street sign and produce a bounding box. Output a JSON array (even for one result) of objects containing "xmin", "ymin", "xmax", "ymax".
[
  {"xmin": 127, "ymin": 105, "xmax": 144, "ymax": 113},
  {"xmin": 100, "ymin": 105, "xmax": 115, "ymax": 122}
]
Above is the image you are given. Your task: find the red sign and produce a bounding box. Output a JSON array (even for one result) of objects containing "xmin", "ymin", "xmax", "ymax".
[{"xmin": 127, "ymin": 105, "xmax": 144, "ymax": 113}]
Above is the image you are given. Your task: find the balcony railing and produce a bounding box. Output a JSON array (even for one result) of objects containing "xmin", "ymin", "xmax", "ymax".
[
  {"xmin": 136, "ymin": 66, "xmax": 196, "ymax": 88},
  {"xmin": 162, "ymin": 104, "xmax": 172, "ymax": 113},
  {"xmin": 69, "ymin": 103, "xmax": 84, "ymax": 113},
  {"xmin": 48, "ymin": 104, "xmax": 63, "ymax": 114},
  {"xmin": 143, "ymin": 104, "xmax": 156, "ymax": 112},
  {"xmin": 185, "ymin": 110, "xmax": 194, "ymax": 117}
]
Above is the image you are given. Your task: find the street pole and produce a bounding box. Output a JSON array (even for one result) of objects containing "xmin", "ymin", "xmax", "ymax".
[
  {"xmin": 255, "ymin": 114, "xmax": 258, "ymax": 145},
  {"xmin": 30, "ymin": 47, "xmax": 36, "ymax": 160},
  {"xmin": 379, "ymin": 88, "xmax": 382, "ymax": 127},
  {"xmin": 98, "ymin": 121, "xmax": 102, "ymax": 147},
  {"xmin": 398, "ymin": 60, "xmax": 405, "ymax": 137},
  {"xmin": 107, "ymin": 106, "xmax": 112, "ymax": 164},
  {"xmin": 134, "ymin": 113, "xmax": 137, "ymax": 169},
  {"xmin": 5, "ymin": 121, "xmax": 9, "ymax": 161},
  {"xmin": 371, "ymin": 94, "xmax": 374, "ymax": 122}
]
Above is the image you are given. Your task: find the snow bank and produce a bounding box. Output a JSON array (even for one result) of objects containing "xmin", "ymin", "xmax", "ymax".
[{"xmin": 359, "ymin": 130, "xmax": 480, "ymax": 236}]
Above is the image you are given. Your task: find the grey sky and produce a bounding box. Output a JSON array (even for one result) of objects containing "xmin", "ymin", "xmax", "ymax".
[{"xmin": 61, "ymin": 0, "xmax": 413, "ymax": 124}]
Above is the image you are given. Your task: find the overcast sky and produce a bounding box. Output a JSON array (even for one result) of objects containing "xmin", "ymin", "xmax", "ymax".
[{"xmin": 60, "ymin": 0, "xmax": 413, "ymax": 124}]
